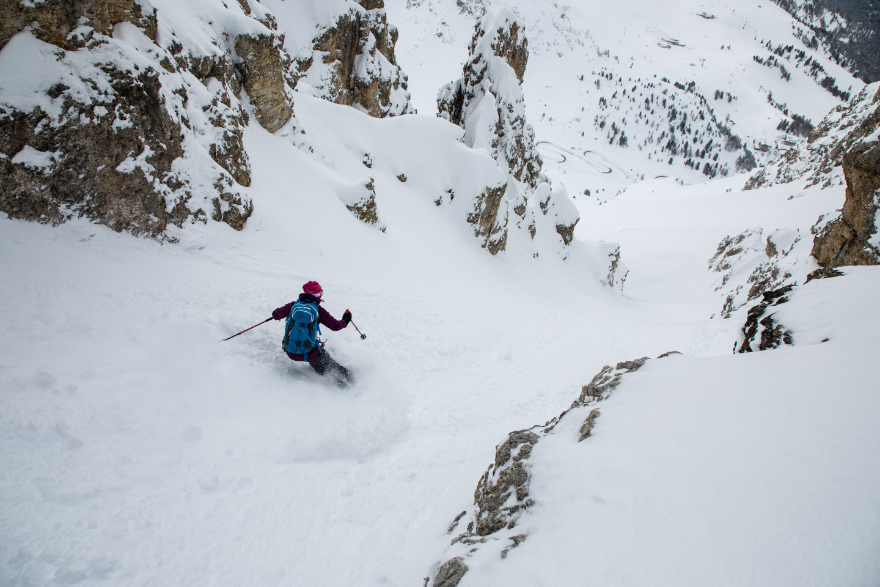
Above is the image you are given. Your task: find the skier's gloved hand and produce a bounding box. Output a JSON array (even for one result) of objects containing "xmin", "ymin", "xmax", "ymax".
[{"xmin": 342, "ymin": 310, "xmax": 352, "ymax": 323}]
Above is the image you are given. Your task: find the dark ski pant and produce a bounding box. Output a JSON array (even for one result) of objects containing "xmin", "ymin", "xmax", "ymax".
[{"xmin": 308, "ymin": 352, "xmax": 354, "ymax": 387}]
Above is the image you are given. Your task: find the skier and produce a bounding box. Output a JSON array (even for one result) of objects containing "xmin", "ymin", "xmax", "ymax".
[{"xmin": 272, "ymin": 281, "xmax": 355, "ymax": 387}]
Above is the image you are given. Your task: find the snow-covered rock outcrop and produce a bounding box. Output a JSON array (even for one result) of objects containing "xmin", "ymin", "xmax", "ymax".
[
  {"xmin": 534, "ymin": 183, "xmax": 579, "ymax": 247},
  {"xmin": 292, "ymin": 0, "xmax": 414, "ymax": 118},
  {"xmin": 735, "ymin": 266, "xmax": 852, "ymax": 352},
  {"xmin": 0, "ymin": 0, "xmax": 303, "ymax": 237},
  {"xmin": 709, "ymin": 227, "xmax": 813, "ymax": 318},
  {"xmin": 736, "ymin": 284, "xmax": 797, "ymax": 352},
  {"xmin": 434, "ymin": 9, "xmax": 581, "ymax": 258},
  {"xmin": 437, "ymin": 9, "xmax": 541, "ymax": 188}
]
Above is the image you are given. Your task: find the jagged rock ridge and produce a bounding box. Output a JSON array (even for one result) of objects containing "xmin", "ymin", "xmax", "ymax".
[
  {"xmin": 335, "ymin": 176, "xmax": 385, "ymax": 232},
  {"xmin": 432, "ymin": 357, "xmax": 661, "ymax": 587}
]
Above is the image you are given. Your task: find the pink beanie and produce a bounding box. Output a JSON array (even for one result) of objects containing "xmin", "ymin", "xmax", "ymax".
[{"xmin": 303, "ymin": 281, "xmax": 323, "ymax": 298}]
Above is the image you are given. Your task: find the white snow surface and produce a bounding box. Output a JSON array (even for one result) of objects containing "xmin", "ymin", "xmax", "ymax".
[{"xmin": 2, "ymin": 1, "xmax": 880, "ymax": 586}]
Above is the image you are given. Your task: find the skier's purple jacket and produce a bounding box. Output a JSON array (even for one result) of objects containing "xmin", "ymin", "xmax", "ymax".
[{"xmin": 272, "ymin": 293, "xmax": 348, "ymax": 361}]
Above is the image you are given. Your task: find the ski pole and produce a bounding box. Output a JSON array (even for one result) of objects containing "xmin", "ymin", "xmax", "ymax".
[
  {"xmin": 222, "ymin": 317, "xmax": 272, "ymax": 342},
  {"xmin": 346, "ymin": 310, "xmax": 367, "ymax": 340}
]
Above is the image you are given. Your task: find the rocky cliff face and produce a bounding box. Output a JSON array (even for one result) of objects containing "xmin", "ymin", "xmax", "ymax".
[
  {"xmin": 235, "ymin": 32, "xmax": 294, "ymax": 133},
  {"xmin": 296, "ymin": 0, "xmax": 414, "ymax": 118},
  {"xmin": 0, "ymin": 0, "xmax": 301, "ymax": 238},
  {"xmin": 466, "ymin": 182, "xmax": 510, "ymax": 254},
  {"xmin": 811, "ymin": 136, "xmax": 880, "ymax": 266},
  {"xmin": 437, "ymin": 9, "xmax": 541, "ymax": 188}
]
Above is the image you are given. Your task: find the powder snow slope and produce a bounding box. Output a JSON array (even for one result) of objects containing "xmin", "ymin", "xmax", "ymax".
[
  {"xmin": 0, "ymin": 89, "xmax": 694, "ymax": 587},
  {"xmin": 2, "ymin": 2, "xmax": 880, "ymax": 587},
  {"xmin": 4, "ymin": 100, "xmax": 879, "ymax": 585}
]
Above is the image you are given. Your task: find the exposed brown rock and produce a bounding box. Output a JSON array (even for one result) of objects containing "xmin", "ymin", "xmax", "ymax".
[
  {"xmin": 602, "ymin": 245, "xmax": 628, "ymax": 289},
  {"xmin": 577, "ymin": 409, "xmax": 601, "ymax": 442},
  {"xmin": 490, "ymin": 21, "xmax": 527, "ymax": 83},
  {"xmin": 178, "ymin": 53, "xmax": 242, "ymax": 98},
  {"xmin": 472, "ymin": 430, "xmax": 538, "ymax": 536},
  {"xmin": 805, "ymin": 267, "xmax": 844, "ymax": 283},
  {"xmin": 235, "ymin": 0, "xmax": 251, "ymax": 15},
  {"xmin": 447, "ymin": 511, "xmax": 467, "ymax": 534},
  {"xmin": 235, "ymin": 33, "xmax": 293, "ymax": 133},
  {"xmin": 466, "ymin": 183, "xmax": 508, "ymax": 254},
  {"xmin": 500, "ymin": 534, "xmax": 528, "ymax": 559},
  {"xmin": 811, "ymin": 139, "xmax": 880, "ymax": 267},
  {"xmin": 358, "ymin": 0, "xmax": 385, "ymax": 11},
  {"xmin": 708, "ymin": 228, "xmax": 801, "ymax": 319},
  {"xmin": 433, "ymin": 558, "xmax": 468, "ymax": 587},
  {"xmin": 210, "ymin": 127, "xmax": 251, "ymax": 187},
  {"xmin": 172, "ymin": 52, "xmax": 252, "ymax": 187},
  {"xmin": 456, "ymin": 0, "xmax": 488, "ymax": 18},
  {"xmin": 0, "ymin": 3, "xmax": 257, "ymax": 238},
  {"xmin": 212, "ymin": 179, "xmax": 253, "ymax": 231},
  {"xmin": 344, "ymin": 178, "xmax": 384, "ymax": 231},
  {"xmin": 556, "ymin": 221, "xmax": 577, "ymax": 246},
  {"xmin": 534, "ymin": 183, "xmax": 579, "ymax": 248}
]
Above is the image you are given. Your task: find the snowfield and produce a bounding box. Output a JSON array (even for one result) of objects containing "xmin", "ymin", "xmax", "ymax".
[{"xmin": 2, "ymin": 0, "xmax": 880, "ymax": 586}]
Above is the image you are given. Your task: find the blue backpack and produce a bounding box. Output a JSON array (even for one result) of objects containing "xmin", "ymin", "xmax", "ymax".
[{"xmin": 282, "ymin": 300, "xmax": 322, "ymax": 360}]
